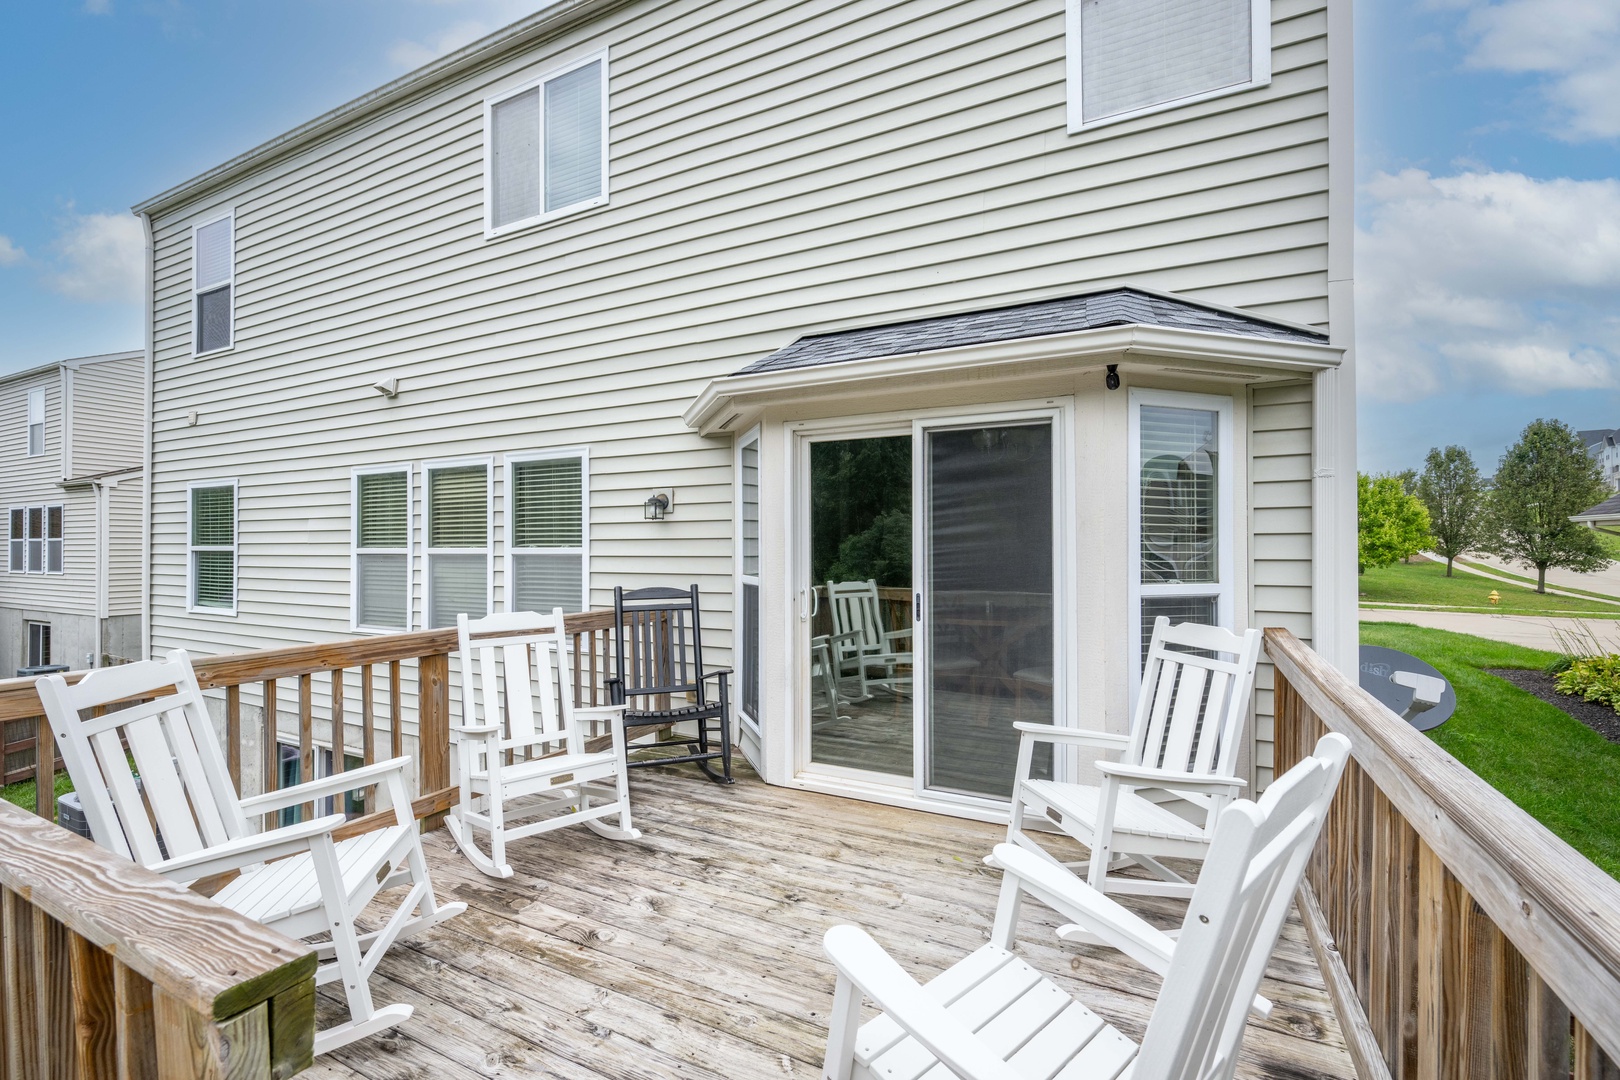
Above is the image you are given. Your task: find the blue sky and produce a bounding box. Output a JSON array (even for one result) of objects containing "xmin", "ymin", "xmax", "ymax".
[{"xmin": 1, "ymin": 0, "xmax": 1617, "ymax": 477}]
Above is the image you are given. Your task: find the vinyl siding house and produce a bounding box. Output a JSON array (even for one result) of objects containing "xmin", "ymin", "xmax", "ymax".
[
  {"xmin": 0, "ymin": 352, "xmax": 145, "ymax": 677},
  {"xmin": 134, "ymin": 0, "xmax": 1355, "ymax": 815}
]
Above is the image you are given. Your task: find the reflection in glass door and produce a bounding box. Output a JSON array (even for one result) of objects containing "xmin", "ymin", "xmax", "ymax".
[
  {"xmin": 922, "ymin": 421, "xmax": 1055, "ymax": 799},
  {"xmin": 807, "ymin": 436, "xmax": 913, "ymax": 777}
]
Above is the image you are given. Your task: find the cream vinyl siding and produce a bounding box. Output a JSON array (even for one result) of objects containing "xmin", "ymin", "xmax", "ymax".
[
  {"xmin": 107, "ymin": 476, "xmax": 145, "ymax": 617},
  {"xmin": 143, "ymin": 0, "xmax": 1331, "ymax": 703},
  {"xmin": 68, "ymin": 356, "xmax": 144, "ymax": 477},
  {"xmin": 0, "ymin": 371, "xmax": 92, "ymax": 616},
  {"xmin": 1248, "ymin": 379, "xmax": 1314, "ymax": 787}
]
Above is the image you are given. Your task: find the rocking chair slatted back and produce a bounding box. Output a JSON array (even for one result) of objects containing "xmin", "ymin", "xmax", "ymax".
[
  {"xmin": 36, "ymin": 652, "xmax": 248, "ymax": 868},
  {"xmin": 1134, "ymin": 733, "xmax": 1351, "ymax": 1080},
  {"xmin": 458, "ymin": 610, "xmax": 579, "ymax": 753},
  {"xmin": 826, "ymin": 580, "xmax": 887, "ymax": 658},
  {"xmin": 613, "ymin": 586, "xmax": 705, "ymax": 699},
  {"xmin": 1129, "ymin": 617, "xmax": 1261, "ymax": 780}
]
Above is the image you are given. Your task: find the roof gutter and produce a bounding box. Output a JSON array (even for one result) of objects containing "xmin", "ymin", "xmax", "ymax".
[{"xmin": 683, "ymin": 323, "xmax": 1344, "ymax": 436}]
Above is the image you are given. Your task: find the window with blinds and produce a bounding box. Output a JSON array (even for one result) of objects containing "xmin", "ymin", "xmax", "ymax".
[
  {"xmin": 354, "ymin": 469, "xmax": 411, "ymax": 630},
  {"xmin": 194, "ymin": 213, "xmax": 234, "ymax": 354},
  {"xmin": 486, "ymin": 54, "xmax": 607, "ymax": 233},
  {"xmin": 26, "ymin": 388, "xmax": 44, "ymax": 457},
  {"xmin": 7, "ymin": 504, "xmax": 62, "ymax": 574},
  {"xmin": 1132, "ymin": 395, "xmax": 1231, "ymax": 674},
  {"xmin": 189, "ymin": 484, "xmax": 236, "ymax": 611},
  {"xmin": 428, "ymin": 463, "xmax": 489, "ymax": 628},
  {"xmin": 1068, "ymin": 0, "xmax": 1267, "ymax": 130},
  {"xmin": 509, "ymin": 454, "xmax": 586, "ymax": 613}
]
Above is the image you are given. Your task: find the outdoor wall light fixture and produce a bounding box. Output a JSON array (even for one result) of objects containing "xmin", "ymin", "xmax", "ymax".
[
  {"xmin": 1105, "ymin": 364, "xmax": 1120, "ymax": 391},
  {"xmin": 644, "ymin": 492, "xmax": 672, "ymax": 520}
]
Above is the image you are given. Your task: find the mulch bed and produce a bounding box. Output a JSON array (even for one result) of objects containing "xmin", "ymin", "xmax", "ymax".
[{"xmin": 1487, "ymin": 668, "xmax": 1620, "ymax": 743}]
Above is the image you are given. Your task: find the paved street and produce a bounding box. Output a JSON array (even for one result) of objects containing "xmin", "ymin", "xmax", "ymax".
[{"xmin": 1359, "ymin": 608, "xmax": 1620, "ymax": 652}]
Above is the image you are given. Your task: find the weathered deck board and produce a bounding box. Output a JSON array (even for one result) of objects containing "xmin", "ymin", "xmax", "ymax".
[{"xmin": 309, "ymin": 763, "xmax": 1356, "ymax": 1079}]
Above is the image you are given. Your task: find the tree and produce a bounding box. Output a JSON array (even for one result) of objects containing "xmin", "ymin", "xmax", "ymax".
[
  {"xmin": 1358, "ymin": 472, "xmax": 1432, "ymax": 573},
  {"xmin": 1416, "ymin": 445, "xmax": 1487, "ymax": 577},
  {"xmin": 1487, "ymin": 418, "xmax": 1611, "ymax": 593}
]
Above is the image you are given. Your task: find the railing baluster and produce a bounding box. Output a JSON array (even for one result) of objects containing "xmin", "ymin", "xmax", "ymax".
[
  {"xmin": 225, "ymin": 685, "xmax": 241, "ymax": 791},
  {"xmin": 331, "ymin": 667, "xmax": 345, "ymax": 794},
  {"xmin": 361, "ymin": 663, "xmax": 376, "ymax": 815},
  {"xmin": 298, "ymin": 673, "xmax": 314, "ymax": 823},
  {"xmin": 261, "ymin": 677, "xmax": 277, "ymax": 802},
  {"xmin": 389, "ymin": 661, "xmax": 402, "ymax": 760},
  {"xmin": 33, "ymin": 716, "xmax": 54, "ymax": 819}
]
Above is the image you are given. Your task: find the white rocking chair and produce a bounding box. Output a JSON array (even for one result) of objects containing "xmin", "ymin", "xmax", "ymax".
[
  {"xmin": 36, "ymin": 652, "xmax": 465, "ymax": 1055},
  {"xmin": 445, "ymin": 609, "xmax": 640, "ymax": 880},
  {"xmin": 826, "ymin": 579, "xmax": 913, "ymax": 700},
  {"xmin": 1007, "ymin": 617, "xmax": 1262, "ymax": 898},
  {"xmin": 821, "ymin": 733, "xmax": 1351, "ymax": 1080}
]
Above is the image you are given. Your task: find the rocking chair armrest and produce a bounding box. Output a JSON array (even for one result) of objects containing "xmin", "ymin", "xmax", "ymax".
[
  {"xmin": 822, "ymin": 925, "xmax": 1024, "ymax": 1080},
  {"xmin": 150, "ymin": 813, "xmax": 348, "ymax": 879},
  {"xmin": 1095, "ymin": 761, "xmax": 1247, "ymax": 796},
  {"xmin": 574, "ymin": 704, "xmax": 629, "ymax": 720},
  {"xmin": 985, "ymin": 844, "xmax": 1175, "ymax": 977},
  {"xmin": 238, "ymin": 755, "xmax": 413, "ymax": 812},
  {"xmin": 699, "ymin": 668, "xmax": 733, "ymax": 681},
  {"xmin": 452, "ymin": 723, "xmax": 502, "ymax": 738},
  {"xmin": 1012, "ymin": 722, "xmax": 1131, "ymax": 751},
  {"xmin": 881, "ymin": 628, "xmax": 913, "ymax": 647},
  {"xmin": 604, "ymin": 676, "xmax": 626, "ymax": 706}
]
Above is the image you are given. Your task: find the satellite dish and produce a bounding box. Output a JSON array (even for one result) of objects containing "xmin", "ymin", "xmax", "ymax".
[{"xmin": 1358, "ymin": 646, "xmax": 1455, "ymax": 731}]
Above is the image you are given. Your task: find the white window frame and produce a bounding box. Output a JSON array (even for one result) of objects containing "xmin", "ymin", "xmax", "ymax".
[
  {"xmin": 1126, "ymin": 388, "xmax": 1235, "ymax": 696},
  {"xmin": 734, "ymin": 426, "xmax": 763, "ymax": 737},
  {"xmin": 351, "ymin": 464, "xmax": 414, "ymax": 633},
  {"xmin": 186, "ymin": 480, "xmax": 239, "ymax": 617},
  {"xmin": 26, "ymin": 387, "xmax": 44, "ymax": 457},
  {"xmin": 1065, "ymin": 0, "xmax": 1271, "ymax": 133},
  {"xmin": 8, "ymin": 504, "xmax": 63, "ymax": 575},
  {"xmin": 424, "ymin": 457, "xmax": 493, "ymax": 628},
  {"xmin": 504, "ymin": 448, "xmax": 590, "ymax": 614},
  {"xmin": 26, "ymin": 622, "xmax": 50, "ymax": 668},
  {"xmin": 482, "ymin": 48, "xmax": 611, "ymax": 239},
  {"xmin": 191, "ymin": 209, "xmax": 236, "ymax": 358}
]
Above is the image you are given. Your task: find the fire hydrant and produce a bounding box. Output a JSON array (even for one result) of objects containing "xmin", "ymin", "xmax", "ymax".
[{"xmin": 1488, "ymin": 590, "xmax": 1501, "ymax": 605}]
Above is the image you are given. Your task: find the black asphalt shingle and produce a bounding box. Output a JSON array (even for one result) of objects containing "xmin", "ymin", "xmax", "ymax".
[
  {"xmin": 737, "ymin": 288, "xmax": 1328, "ymax": 375},
  {"xmin": 1577, "ymin": 491, "xmax": 1620, "ymax": 518}
]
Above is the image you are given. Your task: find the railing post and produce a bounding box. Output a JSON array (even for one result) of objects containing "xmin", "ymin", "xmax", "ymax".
[
  {"xmin": 34, "ymin": 716, "xmax": 54, "ymax": 819},
  {"xmin": 418, "ymin": 653, "xmax": 450, "ymax": 831}
]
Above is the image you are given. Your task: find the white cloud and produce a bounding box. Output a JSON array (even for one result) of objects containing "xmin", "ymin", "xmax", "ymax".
[
  {"xmin": 1447, "ymin": 0, "xmax": 1620, "ymax": 140},
  {"xmin": 386, "ymin": 3, "xmax": 544, "ymax": 71},
  {"xmin": 1357, "ymin": 169, "xmax": 1620, "ymax": 400},
  {"xmin": 0, "ymin": 236, "xmax": 24, "ymax": 266},
  {"xmin": 42, "ymin": 212, "xmax": 145, "ymax": 304},
  {"xmin": 83, "ymin": 0, "xmax": 111, "ymax": 12}
]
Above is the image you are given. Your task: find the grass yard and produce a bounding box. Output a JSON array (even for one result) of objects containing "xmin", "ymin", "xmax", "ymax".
[
  {"xmin": 1455, "ymin": 556, "xmax": 1620, "ymax": 604},
  {"xmin": 1361, "ymin": 621, "xmax": 1620, "ymax": 878},
  {"xmin": 1359, "ymin": 558, "xmax": 1620, "ymax": 616},
  {"xmin": 1, "ymin": 768, "xmax": 73, "ymax": 814}
]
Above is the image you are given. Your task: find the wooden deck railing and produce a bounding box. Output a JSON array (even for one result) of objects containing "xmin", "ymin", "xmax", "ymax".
[
  {"xmin": 0, "ymin": 610, "xmax": 622, "ymax": 827},
  {"xmin": 0, "ymin": 799, "xmax": 317, "ymax": 1078},
  {"xmin": 1267, "ymin": 627, "xmax": 1620, "ymax": 1080}
]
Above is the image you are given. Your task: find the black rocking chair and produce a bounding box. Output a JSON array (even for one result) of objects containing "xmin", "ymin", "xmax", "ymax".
[{"xmin": 606, "ymin": 585, "xmax": 734, "ymax": 784}]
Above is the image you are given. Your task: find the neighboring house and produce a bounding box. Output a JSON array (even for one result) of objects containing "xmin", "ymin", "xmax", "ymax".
[
  {"xmin": 1573, "ymin": 491, "xmax": 1620, "ymax": 530},
  {"xmin": 1580, "ymin": 428, "xmax": 1620, "ymax": 492},
  {"xmin": 133, "ymin": 0, "xmax": 1354, "ymax": 814},
  {"xmin": 0, "ymin": 352, "xmax": 145, "ymax": 674}
]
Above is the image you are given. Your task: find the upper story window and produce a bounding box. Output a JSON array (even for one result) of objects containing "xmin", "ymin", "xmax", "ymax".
[
  {"xmin": 26, "ymin": 388, "xmax": 44, "ymax": 456},
  {"xmin": 193, "ymin": 212, "xmax": 235, "ymax": 355},
  {"xmin": 1067, "ymin": 0, "xmax": 1270, "ymax": 132},
  {"xmin": 485, "ymin": 52, "xmax": 608, "ymax": 236}
]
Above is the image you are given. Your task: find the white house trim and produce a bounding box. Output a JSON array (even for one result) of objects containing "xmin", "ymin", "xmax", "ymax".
[{"xmin": 685, "ymin": 323, "xmax": 1342, "ymax": 436}]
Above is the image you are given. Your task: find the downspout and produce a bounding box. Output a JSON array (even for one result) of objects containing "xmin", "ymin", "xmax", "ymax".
[
  {"xmin": 92, "ymin": 479, "xmax": 109, "ymax": 668},
  {"xmin": 138, "ymin": 211, "xmax": 155, "ymax": 661}
]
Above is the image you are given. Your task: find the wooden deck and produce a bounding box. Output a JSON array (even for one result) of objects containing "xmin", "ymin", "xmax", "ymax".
[{"xmin": 309, "ymin": 763, "xmax": 1356, "ymax": 1079}]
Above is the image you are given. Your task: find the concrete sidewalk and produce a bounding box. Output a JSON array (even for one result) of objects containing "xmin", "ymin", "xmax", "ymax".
[
  {"xmin": 1448, "ymin": 551, "xmax": 1620, "ymax": 600},
  {"xmin": 1359, "ymin": 607, "xmax": 1620, "ymax": 653}
]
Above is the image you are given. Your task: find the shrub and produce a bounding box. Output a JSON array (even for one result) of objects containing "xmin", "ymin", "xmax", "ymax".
[{"xmin": 1554, "ymin": 654, "xmax": 1620, "ymax": 712}]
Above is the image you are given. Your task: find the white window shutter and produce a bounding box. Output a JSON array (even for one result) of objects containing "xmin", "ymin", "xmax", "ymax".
[
  {"xmin": 492, "ymin": 88, "xmax": 541, "ymax": 228},
  {"xmin": 544, "ymin": 60, "xmax": 603, "ymax": 213},
  {"xmin": 1080, "ymin": 0, "xmax": 1253, "ymax": 124}
]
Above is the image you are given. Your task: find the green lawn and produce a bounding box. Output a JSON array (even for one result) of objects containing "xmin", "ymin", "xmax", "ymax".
[
  {"xmin": 1, "ymin": 769, "xmax": 73, "ymax": 814},
  {"xmin": 1454, "ymin": 556, "xmax": 1620, "ymax": 604},
  {"xmin": 1358, "ymin": 558, "xmax": 1620, "ymax": 616},
  {"xmin": 1361, "ymin": 621, "xmax": 1620, "ymax": 878},
  {"xmin": 1591, "ymin": 528, "xmax": 1620, "ymax": 561}
]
